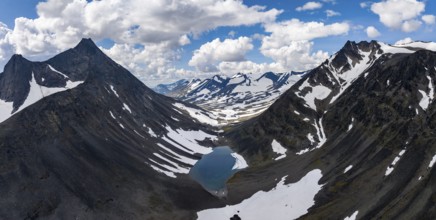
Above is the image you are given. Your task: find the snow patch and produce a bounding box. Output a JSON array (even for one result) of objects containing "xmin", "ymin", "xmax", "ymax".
[
  {"xmin": 109, "ymin": 111, "xmax": 116, "ymax": 119},
  {"xmin": 344, "ymin": 165, "xmax": 353, "ymax": 173},
  {"xmin": 110, "ymin": 85, "xmax": 120, "ymax": 98},
  {"xmin": 122, "ymin": 103, "xmax": 132, "ymax": 113},
  {"xmin": 197, "ymin": 169, "xmax": 323, "ymax": 220},
  {"xmin": 165, "ymin": 126, "xmax": 216, "ymax": 155},
  {"xmin": 271, "ymin": 140, "xmax": 287, "ymax": 160},
  {"xmin": 347, "ymin": 118, "xmax": 355, "ymax": 132},
  {"xmin": 48, "ymin": 64, "xmax": 69, "ymax": 79},
  {"xmin": 385, "ymin": 149, "xmax": 406, "ymax": 176},
  {"xmin": 146, "ymin": 127, "xmax": 219, "ymax": 178},
  {"xmin": 418, "ymin": 90, "xmax": 431, "ymax": 110},
  {"xmin": 147, "ymin": 162, "xmax": 177, "ymax": 178},
  {"xmin": 418, "ymin": 75, "xmax": 434, "ymax": 111},
  {"xmin": 297, "ymin": 81, "xmax": 332, "ymax": 110},
  {"xmin": 118, "ymin": 123, "xmax": 125, "ymax": 129},
  {"xmin": 344, "ymin": 211, "xmax": 359, "ymax": 220},
  {"xmin": 146, "ymin": 126, "xmax": 157, "ymax": 138},
  {"xmin": 429, "ymin": 154, "xmax": 436, "ymax": 168},
  {"xmin": 231, "ymin": 152, "xmax": 249, "ymax": 170}
]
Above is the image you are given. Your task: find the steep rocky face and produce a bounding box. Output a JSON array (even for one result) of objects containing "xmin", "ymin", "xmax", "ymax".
[
  {"xmin": 225, "ymin": 41, "xmax": 436, "ymax": 219},
  {"xmin": 0, "ymin": 39, "xmax": 225, "ymax": 220}
]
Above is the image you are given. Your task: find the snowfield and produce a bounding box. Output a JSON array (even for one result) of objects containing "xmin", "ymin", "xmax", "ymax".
[{"xmin": 197, "ymin": 169, "xmax": 323, "ymax": 220}]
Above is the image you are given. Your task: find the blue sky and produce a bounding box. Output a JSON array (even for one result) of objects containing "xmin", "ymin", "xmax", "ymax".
[{"xmin": 0, "ymin": 0, "xmax": 435, "ymax": 86}]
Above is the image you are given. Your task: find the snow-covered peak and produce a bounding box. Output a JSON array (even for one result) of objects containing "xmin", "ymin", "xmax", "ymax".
[{"xmin": 392, "ymin": 41, "xmax": 436, "ymax": 52}]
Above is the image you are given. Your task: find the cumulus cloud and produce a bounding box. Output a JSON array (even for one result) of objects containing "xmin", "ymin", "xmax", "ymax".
[
  {"xmin": 189, "ymin": 37, "xmax": 254, "ymax": 72},
  {"xmin": 0, "ymin": 0, "xmax": 281, "ymax": 82},
  {"xmin": 366, "ymin": 26, "xmax": 381, "ymax": 38},
  {"xmin": 325, "ymin": 10, "xmax": 341, "ymax": 17},
  {"xmin": 296, "ymin": 2, "xmax": 323, "ymax": 11},
  {"xmin": 422, "ymin": 14, "xmax": 436, "ymax": 25},
  {"xmin": 370, "ymin": 0, "xmax": 425, "ymax": 32},
  {"xmin": 260, "ymin": 19, "xmax": 349, "ymax": 71},
  {"xmin": 401, "ymin": 19, "xmax": 422, "ymax": 32},
  {"xmin": 394, "ymin": 37, "xmax": 413, "ymax": 45},
  {"xmin": 261, "ymin": 41, "xmax": 329, "ymax": 72}
]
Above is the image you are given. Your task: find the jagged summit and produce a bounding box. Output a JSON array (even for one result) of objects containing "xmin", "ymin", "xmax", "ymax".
[{"xmin": 75, "ymin": 38, "xmax": 99, "ymax": 49}]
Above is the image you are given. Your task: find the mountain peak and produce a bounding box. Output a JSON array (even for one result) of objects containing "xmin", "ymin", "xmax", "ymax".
[
  {"xmin": 73, "ymin": 38, "xmax": 101, "ymax": 55},
  {"xmin": 7, "ymin": 54, "xmax": 30, "ymax": 65},
  {"xmin": 3, "ymin": 54, "xmax": 32, "ymax": 73}
]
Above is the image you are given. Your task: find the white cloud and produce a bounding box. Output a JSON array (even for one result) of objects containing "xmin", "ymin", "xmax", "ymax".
[
  {"xmin": 189, "ymin": 37, "xmax": 254, "ymax": 72},
  {"xmin": 296, "ymin": 2, "xmax": 323, "ymax": 11},
  {"xmin": 260, "ymin": 19, "xmax": 349, "ymax": 71},
  {"xmin": 261, "ymin": 40, "xmax": 329, "ymax": 72},
  {"xmin": 0, "ymin": 23, "xmax": 13, "ymax": 63},
  {"xmin": 0, "ymin": 0, "xmax": 282, "ymax": 82},
  {"xmin": 370, "ymin": 0, "xmax": 425, "ymax": 32},
  {"xmin": 325, "ymin": 10, "xmax": 341, "ymax": 17},
  {"xmin": 261, "ymin": 19, "xmax": 349, "ymax": 47},
  {"xmin": 366, "ymin": 26, "xmax": 381, "ymax": 38},
  {"xmin": 401, "ymin": 19, "xmax": 422, "ymax": 32},
  {"xmin": 422, "ymin": 14, "xmax": 436, "ymax": 25},
  {"xmin": 360, "ymin": 2, "xmax": 370, "ymax": 8},
  {"xmin": 394, "ymin": 37, "xmax": 413, "ymax": 45}
]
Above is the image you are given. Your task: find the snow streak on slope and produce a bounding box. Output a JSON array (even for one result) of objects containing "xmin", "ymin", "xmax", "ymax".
[
  {"xmin": 344, "ymin": 165, "xmax": 353, "ymax": 173},
  {"xmin": 146, "ymin": 125, "xmax": 218, "ymax": 178},
  {"xmin": 418, "ymin": 75, "xmax": 434, "ymax": 111},
  {"xmin": 329, "ymin": 50, "xmax": 373, "ymax": 105},
  {"xmin": 297, "ymin": 118, "xmax": 327, "ymax": 155},
  {"xmin": 429, "ymin": 154, "xmax": 436, "ymax": 168},
  {"xmin": 385, "ymin": 149, "xmax": 406, "ymax": 176},
  {"xmin": 197, "ymin": 169, "xmax": 323, "ymax": 220}
]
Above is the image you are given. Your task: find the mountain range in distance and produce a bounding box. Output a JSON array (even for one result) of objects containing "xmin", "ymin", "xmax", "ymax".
[
  {"xmin": 153, "ymin": 71, "xmax": 304, "ymax": 124},
  {"xmin": 0, "ymin": 38, "xmax": 435, "ymax": 219}
]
